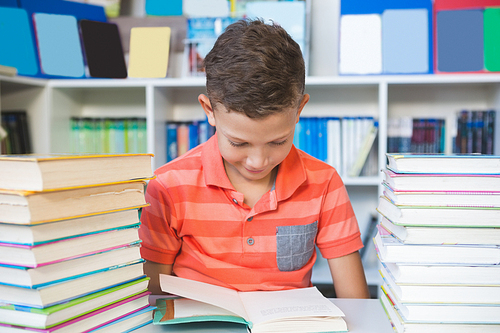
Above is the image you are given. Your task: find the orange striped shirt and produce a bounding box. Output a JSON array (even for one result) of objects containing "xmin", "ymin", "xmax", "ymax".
[{"xmin": 139, "ymin": 135, "xmax": 362, "ymax": 291}]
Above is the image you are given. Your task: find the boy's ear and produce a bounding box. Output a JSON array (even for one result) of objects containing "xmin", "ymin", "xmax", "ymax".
[
  {"xmin": 198, "ymin": 94, "xmax": 216, "ymax": 126},
  {"xmin": 295, "ymin": 94, "xmax": 310, "ymax": 123}
]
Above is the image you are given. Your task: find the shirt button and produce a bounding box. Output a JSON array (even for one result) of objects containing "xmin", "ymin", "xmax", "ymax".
[
  {"xmin": 247, "ymin": 216, "xmax": 253, "ymax": 222},
  {"xmin": 232, "ymin": 198, "xmax": 238, "ymax": 204},
  {"xmin": 247, "ymin": 237, "xmax": 255, "ymax": 246}
]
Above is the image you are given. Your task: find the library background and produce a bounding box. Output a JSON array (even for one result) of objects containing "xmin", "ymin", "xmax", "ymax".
[{"xmin": 0, "ymin": 0, "xmax": 499, "ymax": 331}]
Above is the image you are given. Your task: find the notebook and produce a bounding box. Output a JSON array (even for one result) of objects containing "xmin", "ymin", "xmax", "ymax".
[{"xmin": 80, "ymin": 20, "xmax": 128, "ymax": 78}]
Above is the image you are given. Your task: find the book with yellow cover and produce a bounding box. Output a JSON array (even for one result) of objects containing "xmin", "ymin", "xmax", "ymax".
[{"xmin": 0, "ymin": 153, "xmax": 153, "ymax": 191}]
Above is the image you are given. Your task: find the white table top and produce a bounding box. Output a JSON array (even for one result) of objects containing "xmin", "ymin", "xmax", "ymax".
[{"xmin": 134, "ymin": 298, "xmax": 394, "ymax": 333}]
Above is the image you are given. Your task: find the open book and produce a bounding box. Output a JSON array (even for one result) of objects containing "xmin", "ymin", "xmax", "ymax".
[{"xmin": 154, "ymin": 274, "xmax": 347, "ymax": 333}]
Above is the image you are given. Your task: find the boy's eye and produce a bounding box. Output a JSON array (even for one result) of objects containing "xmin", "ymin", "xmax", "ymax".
[
  {"xmin": 271, "ymin": 139, "xmax": 288, "ymax": 146},
  {"xmin": 228, "ymin": 140, "xmax": 247, "ymax": 147}
]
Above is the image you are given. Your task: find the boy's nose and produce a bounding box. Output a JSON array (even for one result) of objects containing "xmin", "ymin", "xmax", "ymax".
[{"xmin": 246, "ymin": 150, "xmax": 268, "ymax": 170}]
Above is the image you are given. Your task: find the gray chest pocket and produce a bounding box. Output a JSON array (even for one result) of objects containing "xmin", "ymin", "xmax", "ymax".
[{"xmin": 276, "ymin": 221, "xmax": 318, "ymax": 272}]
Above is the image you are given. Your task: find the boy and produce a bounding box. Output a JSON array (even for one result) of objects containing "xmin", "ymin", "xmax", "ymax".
[{"xmin": 139, "ymin": 19, "xmax": 370, "ymax": 298}]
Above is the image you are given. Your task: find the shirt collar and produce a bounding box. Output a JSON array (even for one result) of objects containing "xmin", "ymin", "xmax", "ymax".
[
  {"xmin": 275, "ymin": 144, "xmax": 307, "ymax": 201},
  {"xmin": 201, "ymin": 135, "xmax": 234, "ymax": 190}
]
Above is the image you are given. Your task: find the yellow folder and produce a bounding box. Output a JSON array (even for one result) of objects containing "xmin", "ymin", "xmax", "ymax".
[{"xmin": 128, "ymin": 26, "xmax": 171, "ymax": 78}]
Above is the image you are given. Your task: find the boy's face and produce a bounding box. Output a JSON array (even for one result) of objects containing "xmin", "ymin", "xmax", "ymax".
[{"xmin": 199, "ymin": 94, "xmax": 309, "ymax": 186}]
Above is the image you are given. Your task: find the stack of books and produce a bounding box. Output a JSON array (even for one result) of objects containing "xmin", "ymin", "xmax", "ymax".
[
  {"xmin": 375, "ymin": 153, "xmax": 500, "ymax": 333},
  {"xmin": 0, "ymin": 153, "xmax": 155, "ymax": 332}
]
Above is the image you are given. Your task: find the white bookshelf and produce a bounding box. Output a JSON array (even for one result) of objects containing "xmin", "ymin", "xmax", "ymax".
[{"xmin": 2, "ymin": 74, "xmax": 500, "ymax": 288}]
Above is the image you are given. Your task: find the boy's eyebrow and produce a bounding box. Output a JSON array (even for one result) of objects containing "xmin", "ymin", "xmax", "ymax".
[{"xmin": 225, "ymin": 132, "xmax": 292, "ymax": 143}]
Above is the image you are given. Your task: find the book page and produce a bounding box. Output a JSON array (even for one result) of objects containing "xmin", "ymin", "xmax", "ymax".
[
  {"xmin": 159, "ymin": 274, "xmax": 249, "ymax": 320},
  {"xmin": 238, "ymin": 287, "xmax": 344, "ymax": 327}
]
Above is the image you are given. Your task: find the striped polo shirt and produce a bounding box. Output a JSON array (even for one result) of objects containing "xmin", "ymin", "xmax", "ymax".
[{"xmin": 139, "ymin": 135, "xmax": 362, "ymax": 291}]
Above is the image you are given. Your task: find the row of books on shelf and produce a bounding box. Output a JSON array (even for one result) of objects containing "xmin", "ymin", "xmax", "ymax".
[
  {"xmin": 165, "ymin": 116, "xmax": 379, "ymax": 178},
  {"xmin": 294, "ymin": 116, "xmax": 379, "ymax": 177},
  {"xmin": 376, "ymin": 153, "xmax": 500, "ymax": 333},
  {"xmin": 166, "ymin": 119, "xmax": 215, "ymax": 162},
  {"xmin": 455, "ymin": 109, "xmax": 496, "ymax": 154},
  {"xmin": 387, "ymin": 117, "xmax": 445, "ymax": 154},
  {"xmin": 0, "ymin": 153, "xmax": 155, "ymax": 332},
  {"xmin": 70, "ymin": 117, "xmax": 147, "ymax": 154},
  {"xmin": 1, "ymin": 110, "xmax": 32, "ymax": 154}
]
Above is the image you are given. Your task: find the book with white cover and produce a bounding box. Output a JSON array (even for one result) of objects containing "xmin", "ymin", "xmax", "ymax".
[
  {"xmin": 377, "ymin": 195, "xmax": 500, "ymax": 227},
  {"xmin": 383, "ymin": 169, "xmax": 500, "ymax": 192},
  {"xmin": 0, "ymin": 245, "xmax": 142, "ymax": 288},
  {"xmin": 380, "ymin": 263, "xmax": 500, "ymax": 304},
  {"xmin": 380, "ymin": 289, "xmax": 500, "ymax": 333},
  {"xmin": 383, "ymin": 182, "xmax": 500, "ymax": 207},
  {"xmin": 379, "ymin": 216, "xmax": 500, "ymax": 245},
  {"xmin": 380, "ymin": 261, "xmax": 500, "ymax": 285},
  {"xmin": 373, "ymin": 229, "xmax": 500, "ymax": 265},
  {"xmin": 386, "ymin": 153, "xmax": 500, "ymax": 175}
]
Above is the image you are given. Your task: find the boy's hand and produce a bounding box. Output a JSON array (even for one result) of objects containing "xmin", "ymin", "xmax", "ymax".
[
  {"xmin": 144, "ymin": 260, "xmax": 173, "ymax": 295},
  {"xmin": 328, "ymin": 251, "xmax": 370, "ymax": 298}
]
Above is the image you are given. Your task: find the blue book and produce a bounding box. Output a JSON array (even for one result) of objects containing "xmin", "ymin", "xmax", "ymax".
[
  {"xmin": 166, "ymin": 122, "xmax": 178, "ymax": 162},
  {"xmin": 188, "ymin": 121, "xmax": 199, "ymax": 150}
]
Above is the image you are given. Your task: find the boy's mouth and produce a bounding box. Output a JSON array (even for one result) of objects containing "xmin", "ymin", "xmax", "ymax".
[{"xmin": 245, "ymin": 167, "xmax": 266, "ymax": 174}]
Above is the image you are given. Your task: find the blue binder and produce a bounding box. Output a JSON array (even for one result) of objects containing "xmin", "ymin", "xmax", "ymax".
[{"xmin": 0, "ymin": 7, "xmax": 38, "ymax": 76}]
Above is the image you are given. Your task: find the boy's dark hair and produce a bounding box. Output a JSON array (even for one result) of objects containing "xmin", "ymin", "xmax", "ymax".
[{"xmin": 204, "ymin": 19, "xmax": 306, "ymax": 119}]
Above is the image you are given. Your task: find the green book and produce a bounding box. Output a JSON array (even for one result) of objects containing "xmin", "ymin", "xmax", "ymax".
[
  {"xmin": 0, "ymin": 277, "xmax": 149, "ymax": 329},
  {"xmin": 485, "ymin": 8, "xmax": 500, "ymax": 72}
]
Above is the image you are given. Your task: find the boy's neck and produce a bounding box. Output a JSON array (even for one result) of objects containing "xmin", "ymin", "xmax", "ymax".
[{"xmin": 224, "ymin": 161, "xmax": 278, "ymax": 208}]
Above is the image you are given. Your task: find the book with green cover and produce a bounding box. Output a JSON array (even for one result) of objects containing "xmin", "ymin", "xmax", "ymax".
[{"xmin": 0, "ymin": 277, "xmax": 149, "ymax": 329}]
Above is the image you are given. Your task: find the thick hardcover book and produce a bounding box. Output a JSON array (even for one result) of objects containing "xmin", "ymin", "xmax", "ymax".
[
  {"xmin": 380, "ymin": 261, "xmax": 500, "ymax": 285},
  {"xmin": 380, "ymin": 289, "xmax": 500, "ymax": 332},
  {"xmin": 380, "ymin": 283, "xmax": 500, "ymax": 323},
  {"xmin": 376, "ymin": 195, "xmax": 500, "ymax": 227},
  {"xmin": 383, "ymin": 169, "xmax": 500, "ymax": 192},
  {"xmin": 0, "ymin": 245, "xmax": 141, "ymax": 288},
  {"xmin": 382, "ymin": 182, "xmax": 500, "ymax": 207},
  {"xmin": 0, "ymin": 277, "xmax": 149, "ymax": 329},
  {"xmin": 0, "ymin": 180, "xmax": 148, "ymax": 225},
  {"xmin": 0, "ymin": 227, "xmax": 140, "ymax": 267},
  {"xmin": 386, "ymin": 153, "xmax": 500, "ymax": 175},
  {"xmin": 373, "ymin": 229, "xmax": 500, "ymax": 265},
  {"xmin": 0, "ymin": 292, "xmax": 151, "ymax": 332},
  {"xmin": 153, "ymin": 274, "xmax": 347, "ymax": 333},
  {"xmin": 0, "ymin": 153, "xmax": 153, "ymax": 191},
  {"xmin": 0, "ymin": 209, "xmax": 140, "ymax": 246},
  {"xmin": 0, "ymin": 263, "xmax": 145, "ymax": 308},
  {"xmin": 379, "ymin": 216, "xmax": 500, "ymax": 245},
  {"xmin": 380, "ymin": 264, "xmax": 500, "ymax": 304}
]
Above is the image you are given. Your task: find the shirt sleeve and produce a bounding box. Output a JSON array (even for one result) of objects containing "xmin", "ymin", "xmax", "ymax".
[
  {"xmin": 316, "ymin": 171, "xmax": 363, "ymax": 259},
  {"xmin": 138, "ymin": 176, "xmax": 182, "ymax": 264}
]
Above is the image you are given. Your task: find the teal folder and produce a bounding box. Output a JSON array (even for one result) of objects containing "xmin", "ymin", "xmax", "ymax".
[
  {"xmin": 0, "ymin": 7, "xmax": 38, "ymax": 76},
  {"xmin": 145, "ymin": 0, "xmax": 183, "ymax": 16}
]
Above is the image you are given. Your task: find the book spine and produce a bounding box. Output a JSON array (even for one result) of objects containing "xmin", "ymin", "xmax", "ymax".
[{"xmin": 166, "ymin": 122, "xmax": 178, "ymax": 162}]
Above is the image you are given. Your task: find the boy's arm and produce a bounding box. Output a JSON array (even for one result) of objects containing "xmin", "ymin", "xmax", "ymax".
[
  {"xmin": 144, "ymin": 260, "xmax": 173, "ymax": 295},
  {"xmin": 327, "ymin": 251, "xmax": 370, "ymax": 298}
]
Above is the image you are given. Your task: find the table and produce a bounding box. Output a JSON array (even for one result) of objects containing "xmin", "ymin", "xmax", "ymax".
[{"xmin": 134, "ymin": 298, "xmax": 394, "ymax": 333}]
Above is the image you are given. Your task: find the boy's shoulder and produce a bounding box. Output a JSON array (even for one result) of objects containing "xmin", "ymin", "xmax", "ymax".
[{"xmin": 295, "ymin": 147, "xmax": 339, "ymax": 176}]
